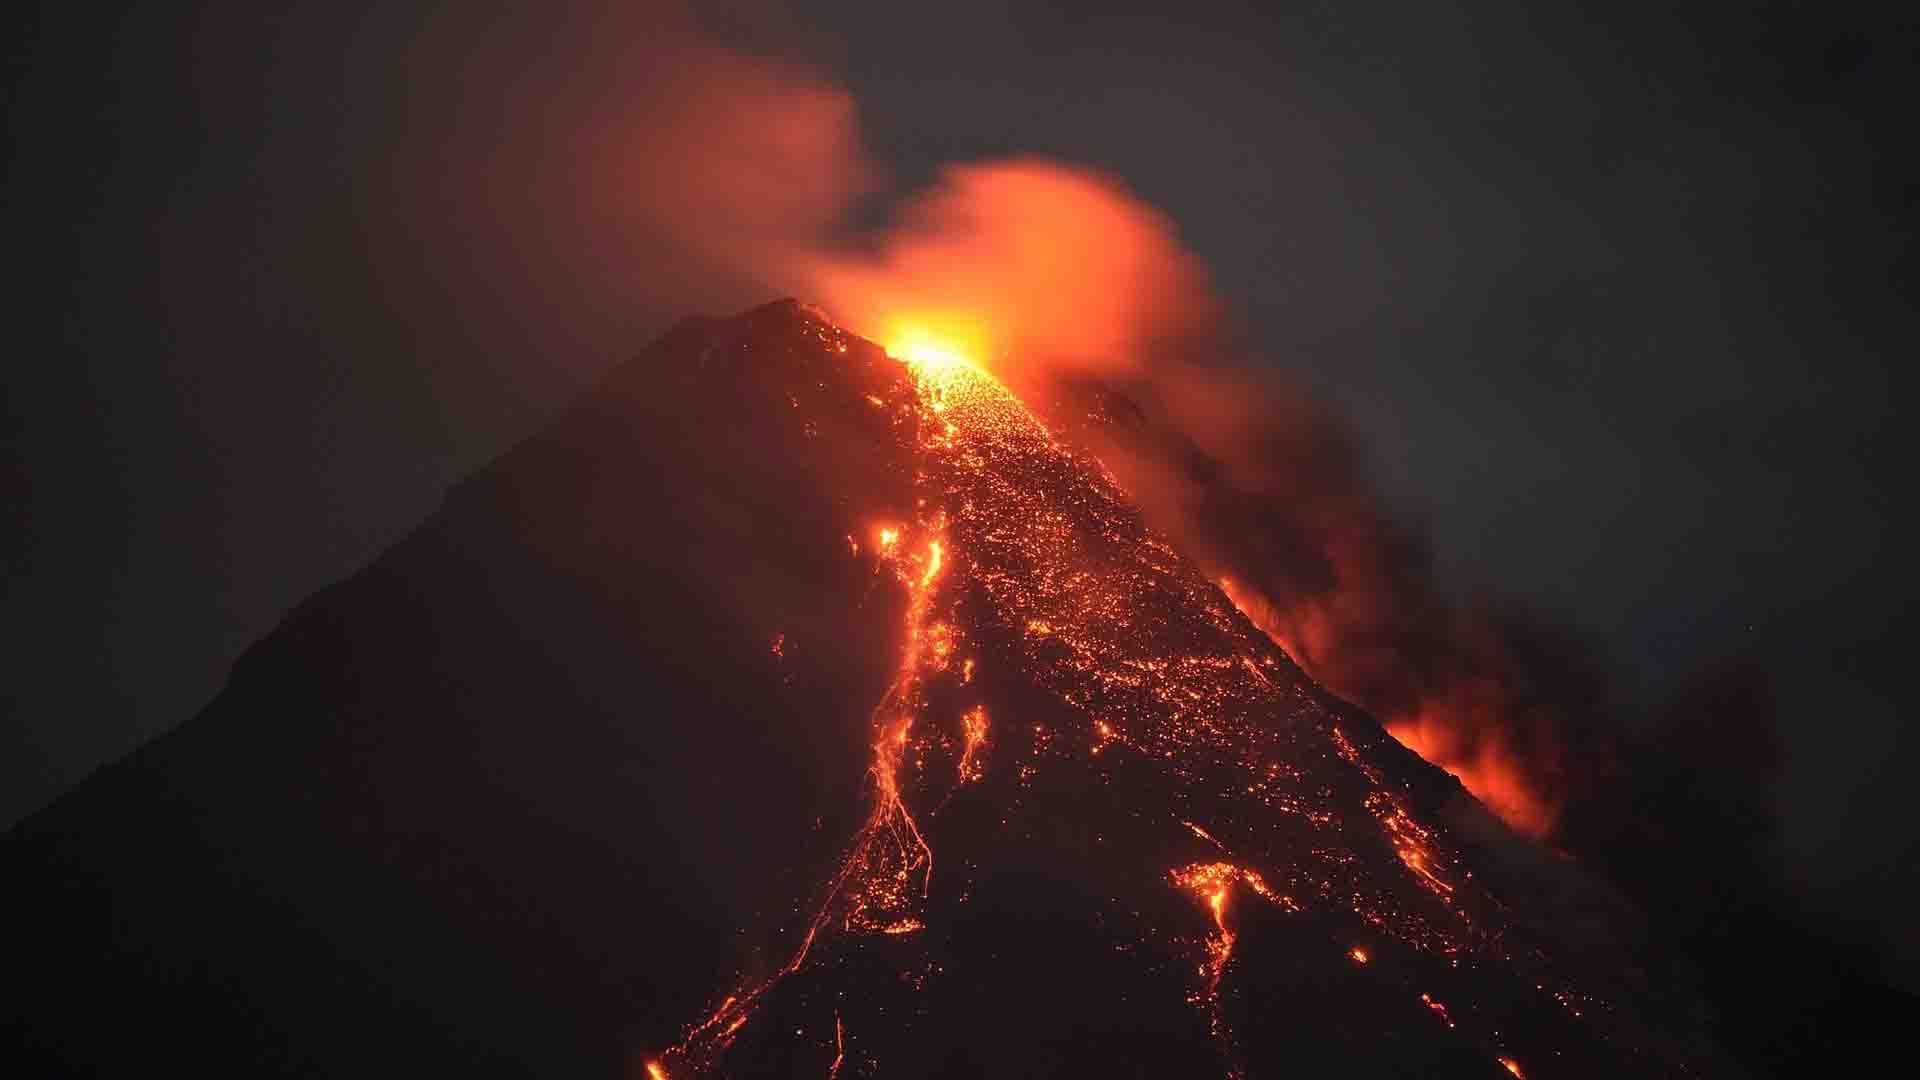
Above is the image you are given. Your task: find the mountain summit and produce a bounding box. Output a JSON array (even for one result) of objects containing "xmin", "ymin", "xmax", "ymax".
[{"xmin": 6, "ymin": 301, "xmax": 1726, "ymax": 1077}]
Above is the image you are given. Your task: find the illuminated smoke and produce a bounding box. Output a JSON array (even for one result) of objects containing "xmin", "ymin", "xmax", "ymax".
[
  {"xmin": 403, "ymin": 4, "xmax": 1597, "ymax": 837},
  {"xmin": 791, "ymin": 162, "xmax": 1595, "ymax": 837},
  {"xmin": 798, "ymin": 159, "xmax": 1217, "ymax": 387},
  {"xmin": 1149, "ymin": 403, "xmax": 1599, "ymax": 839}
]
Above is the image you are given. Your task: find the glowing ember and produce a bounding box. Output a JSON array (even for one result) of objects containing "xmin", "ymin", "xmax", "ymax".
[
  {"xmin": 1500, "ymin": 1057, "xmax": 1525, "ymax": 1078},
  {"xmin": 958, "ymin": 705, "xmax": 989, "ymax": 783},
  {"xmin": 828, "ymin": 1014, "xmax": 845, "ymax": 1079}
]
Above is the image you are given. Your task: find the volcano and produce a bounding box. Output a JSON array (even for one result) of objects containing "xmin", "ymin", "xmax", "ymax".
[{"xmin": 5, "ymin": 301, "xmax": 1730, "ymax": 1077}]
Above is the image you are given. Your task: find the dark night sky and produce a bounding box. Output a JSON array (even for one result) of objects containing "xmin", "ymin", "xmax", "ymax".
[{"xmin": 6, "ymin": 0, "xmax": 1915, "ymax": 983}]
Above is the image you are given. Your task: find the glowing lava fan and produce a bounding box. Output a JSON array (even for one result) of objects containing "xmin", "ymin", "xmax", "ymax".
[{"xmin": 5, "ymin": 302, "xmax": 1728, "ymax": 1078}]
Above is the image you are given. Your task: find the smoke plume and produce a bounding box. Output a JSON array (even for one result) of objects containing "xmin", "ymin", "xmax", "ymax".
[
  {"xmin": 395, "ymin": 3, "xmax": 1603, "ymax": 838},
  {"xmin": 785, "ymin": 156, "xmax": 1600, "ymax": 836},
  {"xmin": 1074, "ymin": 363, "xmax": 1612, "ymax": 836},
  {"xmin": 798, "ymin": 160, "xmax": 1217, "ymax": 382}
]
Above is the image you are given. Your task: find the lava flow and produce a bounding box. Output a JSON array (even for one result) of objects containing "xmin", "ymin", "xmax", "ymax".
[{"xmin": 643, "ymin": 304, "xmax": 1715, "ymax": 1078}]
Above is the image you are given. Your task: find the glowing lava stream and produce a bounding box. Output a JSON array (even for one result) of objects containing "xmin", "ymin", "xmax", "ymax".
[
  {"xmin": 1169, "ymin": 862, "xmax": 1284, "ymax": 994},
  {"xmin": 648, "ymin": 337, "xmax": 972, "ymax": 1078}
]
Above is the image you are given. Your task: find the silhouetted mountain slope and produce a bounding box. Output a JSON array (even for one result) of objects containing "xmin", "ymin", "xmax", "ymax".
[{"xmin": 6, "ymin": 301, "xmax": 1729, "ymax": 1077}]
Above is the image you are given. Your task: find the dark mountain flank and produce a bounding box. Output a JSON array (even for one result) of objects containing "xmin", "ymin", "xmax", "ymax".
[{"xmin": 6, "ymin": 302, "xmax": 1729, "ymax": 1077}]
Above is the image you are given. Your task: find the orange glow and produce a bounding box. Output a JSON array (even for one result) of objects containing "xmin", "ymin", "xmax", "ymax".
[
  {"xmin": 1170, "ymin": 861, "xmax": 1292, "ymax": 1048},
  {"xmin": 1170, "ymin": 862, "xmax": 1284, "ymax": 985},
  {"xmin": 1500, "ymin": 1057, "xmax": 1525, "ymax": 1078},
  {"xmin": 1172, "ymin": 864, "xmax": 1239, "ymax": 990},
  {"xmin": 958, "ymin": 706, "xmax": 989, "ymax": 783},
  {"xmin": 806, "ymin": 161, "xmax": 1215, "ymax": 398},
  {"xmin": 828, "ymin": 1014, "xmax": 845, "ymax": 1079},
  {"xmin": 644, "ymin": 1063, "xmax": 668, "ymax": 1080},
  {"xmin": 1218, "ymin": 576, "xmax": 1557, "ymax": 838},
  {"xmin": 885, "ymin": 322, "xmax": 986, "ymax": 381},
  {"xmin": 1216, "ymin": 576, "xmax": 1310, "ymax": 681},
  {"xmin": 1349, "ymin": 947, "xmax": 1369, "ymax": 965},
  {"xmin": 1184, "ymin": 820, "xmax": 1223, "ymax": 849},
  {"xmin": 1386, "ymin": 718, "xmax": 1554, "ymax": 838}
]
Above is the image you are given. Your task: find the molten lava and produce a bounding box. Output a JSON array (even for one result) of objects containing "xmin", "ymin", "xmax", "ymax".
[
  {"xmin": 645, "ymin": 307, "xmax": 1704, "ymax": 1077},
  {"xmin": 886, "ymin": 325, "xmax": 978, "ymax": 381}
]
